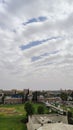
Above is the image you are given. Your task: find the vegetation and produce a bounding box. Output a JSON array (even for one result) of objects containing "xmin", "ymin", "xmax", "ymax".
[
  {"xmin": 32, "ymin": 91, "xmax": 38, "ymax": 102},
  {"xmin": 37, "ymin": 105, "xmax": 45, "ymax": 114},
  {"xmin": 0, "ymin": 104, "xmax": 27, "ymax": 130},
  {"xmin": 0, "ymin": 116, "xmax": 27, "ymax": 130},
  {"xmin": 25, "ymin": 102, "xmax": 34, "ymax": 116},
  {"xmin": 32, "ymin": 103, "xmax": 49, "ymax": 114},
  {"xmin": 70, "ymin": 92, "xmax": 73, "ymax": 100},
  {"xmin": 61, "ymin": 104, "xmax": 73, "ymax": 124},
  {"xmin": 60, "ymin": 92, "xmax": 68, "ymax": 101},
  {"xmin": 0, "ymin": 102, "xmax": 56, "ymax": 130},
  {"xmin": 67, "ymin": 111, "xmax": 73, "ymax": 124}
]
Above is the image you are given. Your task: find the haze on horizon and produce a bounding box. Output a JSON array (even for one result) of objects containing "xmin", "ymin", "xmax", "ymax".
[{"xmin": 0, "ymin": 0, "xmax": 73, "ymax": 90}]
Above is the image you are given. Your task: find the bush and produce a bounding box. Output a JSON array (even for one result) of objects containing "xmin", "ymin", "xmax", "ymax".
[
  {"xmin": 37, "ymin": 105, "xmax": 44, "ymax": 114},
  {"xmin": 67, "ymin": 111, "xmax": 73, "ymax": 124},
  {"xmin": 25, "ymin": 102, "xmax": 34, "ymax": 116},
  {"xmin": 21, "ymin": 116, "xmax": 28, "ymax": 123},
  {"xmin": 68, "ymin": 111, "xmax": 72, "ymax": 118},
  {"xmin": 68, "ymin": 118, "xmax": 73, "ymax": 124}
]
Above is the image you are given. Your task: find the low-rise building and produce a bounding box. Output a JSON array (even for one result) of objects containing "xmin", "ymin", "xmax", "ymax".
[
  {"xmin": 27, "ymin": 114, "xmax": 69, "ymax": 130},
  {"xmin": 3, "ymin": 90, "xmax": 13, "ymax": 96},
  {"xmin": 4, "ymin": 96, "xmax": 22, "ymax": 104},
  {"xmin": 0, "ymin": 96, "xmax": 2, "ymax": 103},
  {"xmin": 45, "ymin": 97, "xmax": 62, "ymax": 103},
  {"xmin": 23, "ymin": 89, "xmax": 29, "ymax": 95},
  {"xmin": 33, "ymin": 123, "xmax": 73, "ymax": 130},
  {"xmin": 37, "ymin": 95, "xmax": 45, "ymax": 103}
]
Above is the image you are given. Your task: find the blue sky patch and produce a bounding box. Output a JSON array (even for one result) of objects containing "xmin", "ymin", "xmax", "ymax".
[
  {"xmin": 31, "ymin": 56, "xmax": 41, "ymax": 62},
  {"xmin": 22, "ymin": 16, "xmax": 47, "ymax": 26},
  {"xmin": 20, "ymin": 36, "xmax": 61, "ymax": 51},
  {"xmin": 38, "ymin": 16, "xmax": 47, "ymax": 22},
  {"xmin": 23, "ymin": 18, "xmax": 37, "ymax": 25},
  {"xmin": 31, "ymin": 50, "xmax": 60, "ymax": 62}
]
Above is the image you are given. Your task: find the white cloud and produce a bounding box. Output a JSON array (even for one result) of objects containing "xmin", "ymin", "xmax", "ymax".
[{"xmin": 0, "ymin": 0, "xmax": 73, "ymax": 90}]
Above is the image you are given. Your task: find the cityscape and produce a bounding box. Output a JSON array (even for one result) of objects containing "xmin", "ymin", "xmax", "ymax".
[
  {"xmin": 0, "ymin": 0, "xmax": 73, "ymax": 130},
  {"xmin": 0, "ymin": 89, "xmax": 73, "ymax": 130}
]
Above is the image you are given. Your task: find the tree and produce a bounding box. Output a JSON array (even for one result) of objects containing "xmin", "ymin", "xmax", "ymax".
[
  {"xmin": 32, "ymin": 91, "xmax": 38, "ymax": 102},
  {"xmin": 67, "ymin": 111, "xmax": 73, "ymax": 124},
  {"xmin": 60, "ymin": 92, "xmax": 68, "ymax": 101},
  {"xmin": 2, "ymin": 94, "xmax": 5, "ymax": 104},
  {"xmin": 70, "ymin": 92, "xmax": 73, "ymax": 100},
  {"xmin": 37, "ymin": 105, "xmax": 44, "ymax": 114},
  {"xmin": 68, "ymin": 111, "xmax": 72, "ymax": 118},
  {"xmin": 25, "ymin": 102, "xmax": 34, "ymax": 116}
]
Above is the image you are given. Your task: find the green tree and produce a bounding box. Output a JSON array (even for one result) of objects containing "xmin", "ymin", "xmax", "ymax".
[
  {"xmin": 32, "ymin": 91, "xmax": 38, "ymax": 102},
  {"xmin": 67, "ymin": 111, "xmax": 73, "ymax": 124},
  {"xmin": 37, "ymin": 105, "xmax": 44, "ymax": 114},
  {"xmin": 60, "ymin": 92, "xmax": 68, "ymax": 101},
  {"xmin": 70, "ymin": 92, "xmax": 73, "ymax": 100},
  {"xmin": 25, "ymin": 102, "xmax": 34, "ymax": 116},
  {"xmin": 2, "ymin": 94, "xmax": 5, "ymax": 104}
]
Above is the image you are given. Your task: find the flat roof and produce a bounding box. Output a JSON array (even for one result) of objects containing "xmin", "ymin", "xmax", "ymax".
[{"xmin": 38, "ymin": 123, "xmax": 73, "ymax": 130}]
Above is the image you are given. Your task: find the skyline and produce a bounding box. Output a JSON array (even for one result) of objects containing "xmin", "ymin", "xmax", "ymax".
[{"xmin": 0, "ymin": 0, "xmax": 73, "ymax": 90}]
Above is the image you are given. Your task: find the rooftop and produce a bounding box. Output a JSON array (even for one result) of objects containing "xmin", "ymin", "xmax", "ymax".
[
  {"xmin": 27, "ymin": 114, "xmax": 68, "ymax": 130},
  {"xmin": 38, "ymin": 123, "xmax": 73, "ymax": 130}
]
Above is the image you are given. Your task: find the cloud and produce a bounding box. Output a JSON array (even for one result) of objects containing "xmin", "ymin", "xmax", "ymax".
[
  {"xmin": 31, "ymin": 50, "xmax": 60, "ymax": 62},
  {"xmin": 0, "ymin": 0, "xmax": 73, "ymax": 90}
]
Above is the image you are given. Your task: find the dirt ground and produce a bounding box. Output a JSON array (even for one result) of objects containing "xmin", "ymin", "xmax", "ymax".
[{"xmin": 0, "ymin": 107, "xmax": 19, "ymax": 115}]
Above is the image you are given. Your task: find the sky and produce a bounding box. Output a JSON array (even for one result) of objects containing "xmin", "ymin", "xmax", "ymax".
[{"xmin": 0, "ymin": 0, "xmax": 73, "ymax": 90}]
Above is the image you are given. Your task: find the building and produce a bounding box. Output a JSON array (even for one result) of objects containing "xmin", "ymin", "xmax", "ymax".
[
  {"xmin": 37, "ymin": 95, "xmax": 45, "ymax": 103},
  {"xmin": 0, "ymin": 89, "xmax": 3, "ymax": 94},
  {"xmin": 27, "ymin": 90, "xmax": 33, "ymax": 101},
  {"xmin": 3, "ymin": 90, "xmax": 13, "ymax": 96},
  {"xmin": 33, "ymin": 123, "xmax": 73, "ymax": 130},
  {"xmin": 23, "ymin": 89, "xmax": 29, "ymax": 95},
  {"xmin": 45, "ymin": 97, "xmax": 62, "ymax": 103},
  {"xmin": 4, "ymin": 96, "xmax": 22, "ymax": 104},
  {"xmin": 0, "ymin": 91, "xmax": 4, "ymax": 104},
  {"xmin": 0, "ymin": 96, "xmax": 2, "ymax": 103},
  {"xmin": 11, "ymin": 89, "xmax": 17, "ymax": 95},
  {"xmin": 27, "ymin": 114, "xmax": 69, "ymax": 130}
]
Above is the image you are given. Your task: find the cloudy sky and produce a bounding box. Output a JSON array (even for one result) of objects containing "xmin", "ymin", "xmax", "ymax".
[{"xmin": 0, "ymin": 0, "xmax": 73, "ymax": 90}]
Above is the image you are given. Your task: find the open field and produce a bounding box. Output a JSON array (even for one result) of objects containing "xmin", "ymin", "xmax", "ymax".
[
  {"xmin": 0, "ymin": 104, "xmax": 27, "ymax": 130},
  {"xmin": 0, "ymin": 116, "xmax": 27, "ymax": 130},
  {"xmin": 0, "ymin": 104, "xmax": 26, "ymax": 116},
  {"xmin": 0, "ymin": 103, "xmax": 49, "ymax": 130}
]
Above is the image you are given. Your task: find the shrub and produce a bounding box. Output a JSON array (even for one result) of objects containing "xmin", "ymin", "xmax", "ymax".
[
  {"xmin": 37, "ymin": 105, "xmax": 44, "ymax": 114},
  {"xmin": 25, "ymin": 102, "xmax": 34, "ymax": 116}
]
